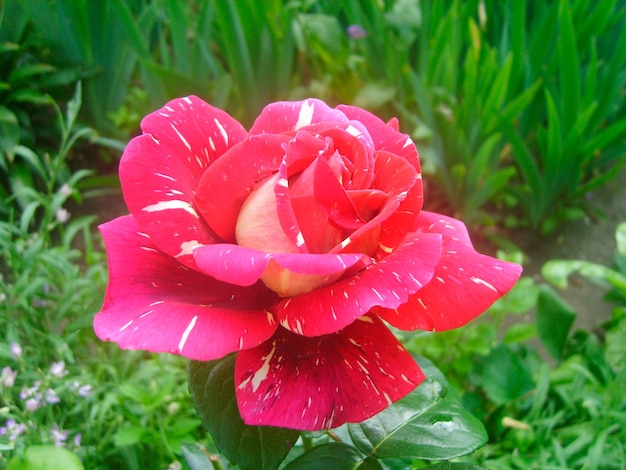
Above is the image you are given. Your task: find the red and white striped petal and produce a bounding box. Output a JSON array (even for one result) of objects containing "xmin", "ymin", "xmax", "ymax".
[
  {"xmin": 195, "ymin": 134, "xmax": 291, "ymax": 243},
  {"xmin": 193, "ymin": 243, "xmax": 370, "ymax": 297},
  {"xmin": 235, "ymin": 315, "xmax": 425, "ymax": 430},
  {"xmin": 337, "ymin": 105, "xmax": 424, "ymax": 248},
  {"xmin": 377, "ymin": 211, "xmax": 523, "ymax": 331},
  {"xmin": 331, "ymin": 150, "xmax": 418, "ymax": 256},
  {"xmin": 277, "ymin": 232, "xmax": 442, "ymax": 336},
  {"xmin": 94, "ymin": 215, "xmax": 278, "ymax": 361},
  {"xmin": 120, "ymin": 96, "xmax": 247, "ymax": 269},
  {"xmin": 337, "ymin": 105, "xmax": 420, "ymax": 169},
  {"xmin": 249, "ymin": 98, "xmax": 349, "ymax": 135}
]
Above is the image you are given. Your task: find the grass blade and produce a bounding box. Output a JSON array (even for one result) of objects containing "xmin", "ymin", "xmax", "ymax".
[{"xmin": 557, "ymin": 0, "xmax": 580, "ymax": 132}]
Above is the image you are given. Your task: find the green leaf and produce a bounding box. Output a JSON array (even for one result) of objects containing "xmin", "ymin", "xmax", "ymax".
[
  {"xmin": 557, "ymin": 0, "xmax": 580, "ymax": 132},
  {"xmin": 7, "ymin": 445, "xmax": 84, "ymax": 470},
  {"xmin": 536, "ymin": 286, "xmax": 577, "ymax": 361},
  {"xmin": 478, "ymin": 343, "xmax": 534, "ymax": 404},
  {"xmin": 423, "ymin": 464, "xmax": 488, "ymax": 470},
  {"xmin": 542, "ymin": 259, "xmax": 626, "ymax": 292},
  {"xmin": 0, "ymin": 105, "xmax": 19, "ymax": 153},
  {"xmin": 112, "ymin": 425, "xmax": 146, "ymax": 447},
  {"xmin": 189, "ymin": 355, "xmax": 300, "ymax": 470},
  {"xmin": 181, "ymin": 443, "xmax": 222, "ymax": 470},
  {"xmin": 284, "ymin": 443, "xmax": 382, "ymax": 470},
  {"xmin": 348, "ymin": 357, "xmax": 487, "ymax": 461},
  {"xmin": 616, "ymin": 222, "xmax": 626, "ymax": 258},
  {"xmin": 503, "ymin": 323, "xmax": 537, "ymax": 344}
]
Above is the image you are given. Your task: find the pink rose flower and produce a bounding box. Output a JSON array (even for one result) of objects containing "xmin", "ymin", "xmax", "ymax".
[{"xmin": 94, "ymin": 96, "xmax": 521, "ymax": 430}]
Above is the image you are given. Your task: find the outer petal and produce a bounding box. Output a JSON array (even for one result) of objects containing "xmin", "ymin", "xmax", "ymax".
[
  {"xmin": 193, "ymin": 243, "xmax": 370, "ymax": 296},
  {"xmin": 377, "ymin": 211, "xmax": 523, "ymax": 331},
  {"xmin": 94, "ymin": 215, "xmax": 278, "ymax": 361},
  {"xmin": 121, "ymin": 96, "xmax": 247, "ymax": 269},
  {"xmin": 249, "ymin": 98, "xmax": 349, "ymax": 135},
  {"xmin": 235, "ymin": 316, "xmax": 425, "ymax": 430},
  {"xmin": 277, "ymin": 232, "xmax": 442, "ymax": 336}
]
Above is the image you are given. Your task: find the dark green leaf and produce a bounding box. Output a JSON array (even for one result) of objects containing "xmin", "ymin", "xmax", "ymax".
[
  {"xmin": 284, "ymin": 443, "xmax": 382, "ymax": 470},
  {"xmin": 424, "ymin": 464, "xmax": 488, "ymax": 470},
  {"xmin": 189, "ymin": 355, "xmax": 300, "ymax": 470},
  {"xmin": 348, "ymin": 358, "xmax": 486, "ymax": 461},
  {"xmin": 479, "ymin": 343, "xmax": 534, "ymax": 404},
  {"xmin": 536, "ymin": 285, "xmax": 577, "ymax": 361}
]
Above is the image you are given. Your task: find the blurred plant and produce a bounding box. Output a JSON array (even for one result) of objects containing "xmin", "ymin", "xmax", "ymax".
[
  {"xmin": 406, "ymin": 226, "xmax": 626, "ymax": 469},
  {"xmin": 0, "ymin": 83, "xmax": 201, "ymax": 469},
  {"xmin": 543, "ymin": 221, "xmax": 626, "ymax": 372},
  {"xmin": 491, "ymin": 0, "xmax": 626, "ymax": 233},
  {"xmin": 323, "ymin": 0, "xmax": 626, "ymax": 232},
  {"xmin": 2, "ymin": 0, "xmax": 147, "ymax": 138}
]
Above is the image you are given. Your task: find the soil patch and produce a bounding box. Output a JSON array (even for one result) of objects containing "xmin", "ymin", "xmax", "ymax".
[{"xmin": 510, "ymin": 167, "xmax": 626, "ymax": 332}]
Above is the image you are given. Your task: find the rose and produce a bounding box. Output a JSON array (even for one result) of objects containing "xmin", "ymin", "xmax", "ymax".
[{"xmin": 94, "ymin": 96, "xmax": 522, "ymax": 430}]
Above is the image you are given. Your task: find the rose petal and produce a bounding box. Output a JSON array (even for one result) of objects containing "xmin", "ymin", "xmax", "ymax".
[
  {"xmin": 196, "ymin": 134, "xmax": 291, "ymax": 243},
  {"xmin": 235, "ymin": 315, "xmax": 424, "ymax": 430},
  {"xmin": 277, "ymin": 232, "xmax": 442, "ymax": 336},
  {"xmin": 193, "ymin": 243, "xmax": 370, "ymax": 296},
  {"xmin": 249, "ymin": 98, "xmax": 349, "ymax": 135},
  {"xmin": 377, "ymin": 211, "xmax": 523, "ymax": 331},
  {"xmin": 337, "ymin": 105, "xmax": 424, "ymax": 246},
  {"xmin": 331, "ymin": 150, "xmax": 417, "ymax": 255},
  {"xmin": 289, "ymin": 156, "xmax": 363, "ymax": 253},
  {"xmin": 303, "ymin": 121, "xmax": 376, "ymax": 188},
  {"xmin": 121, "ymin": 96, "xmax": 247, "ymax": 268},
  {"xmin": 337, "ymin": 105, "xmax": 420, "ymax": 169},
  {"xmin": 94, "ymin": 215, "xmax": 278, "ymax": 361}
]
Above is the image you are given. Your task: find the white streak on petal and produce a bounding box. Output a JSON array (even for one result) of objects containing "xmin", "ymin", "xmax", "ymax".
[
  {"xmin": 120, "ymin": 319, "xmax": 134, "ymax": 331},
  {"xmin": 471, "ymin": 276, "xmax": 497, "ymax": 292},
  {"xmin": 250, "ymin": 344, "xmax": 276, "ymax": 393},
  {"xmin": 175, "ymin": 240, "xmax": 200, "ymax": 258},
  {"xmin": 178, "ymin": 315, "xmax": 198, "ymax": 353},
  {"xmin": 345, "ymin": 124, "xmax": 361, "ymax": 137},
  {"xmin": 296, "ymin": 232, "xmax": 305, "ymax": 247},
  {"xmin": 154, "ymin": 172, "xmax": 176, "ymax": 181},
  {"xmin": 170, "ymin": 123, "xmax": 192, "ymax": 151},
  {"xmin": 295, "ymin": 101, "xmax": 315, "ymax": 130},
  {"xmin": 214, "ymin": 118, "xmax": 229, "ymax": 145},
  {"xmin": 142, "ymin": 200, "xmax": 198, "ymax": 218}
]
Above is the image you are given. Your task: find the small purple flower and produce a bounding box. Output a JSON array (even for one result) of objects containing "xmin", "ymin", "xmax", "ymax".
[
  {"xmin": 347, "ymin": 24, "xmax": 367, "ymax": 39},
  {"xmin": 50, "ymin": 361, "xmax": 67, "ymax": 378},
  {"xmin": 20, "ymin": 381, "xmax": 41, "ymax": 400},
  {"xmin": 59, "ymin": 184, "xmax": 72, "ymax": 197},
  {"xmin": 25, "ymin": 396, "xmax": 41, "ymax": 412},
  {"xmin": 10, "ymin": 342, "xmax": 22, "ymax": 359},
  {"xmin": 1, "ymin": 366, "xmax": 17, "ymax": 388},
  {"xmin": 0, "ymin": 419, "xmax": 28, "ymax": 442},
  {"xmin": 50, "ymin": 424, "xmax": 68, "ymax": 446},
  {"xmin": 70, "ymin": 381, "xmax": 93, "ymax": 397},
  {"xmin": 56, "ymin": 208, "xmax": 70, "ymax": 224},
  {"xmin": 45, "ymin": 388, "xmax": 61, "ymax": 404},
  {"xmin": 73, "ymin": 432, "xmax": 82, "ymax": 447}
]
